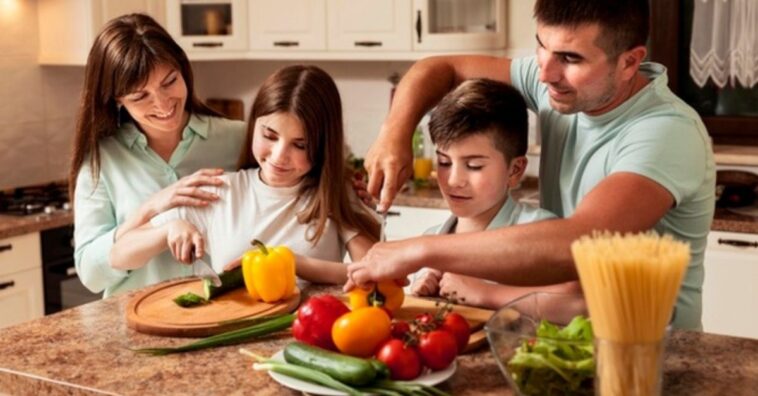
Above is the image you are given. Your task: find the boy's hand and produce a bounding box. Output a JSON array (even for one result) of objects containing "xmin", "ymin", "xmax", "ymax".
[
  {"xmin": 411, "ymin": 268, "xmax": 442, "ymax": 297},
  {"xmin": 166, "ymin": 219, "xmax": 204, "ymax": 264},
  {"xmin": 439, "ymin": 273, "xmax": 489, "ymax": 307}
]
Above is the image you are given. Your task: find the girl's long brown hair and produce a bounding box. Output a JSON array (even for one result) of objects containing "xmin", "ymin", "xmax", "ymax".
[
  {"xmin": 69, "ymin": 13, "xmax": 218, "ymax": 199},
  {"xmin": 239, "ymin": 65, "xmax": 379, "ymax": 245}
]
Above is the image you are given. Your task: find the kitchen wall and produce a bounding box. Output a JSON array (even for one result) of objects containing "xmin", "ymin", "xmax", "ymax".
[
  {"xmin": 0, "ymin": 0, "xmax": 537, "ymax": 190},
  {"xmin": 0, "ymin": 0, "xmax": 82, "ymax": 190}
]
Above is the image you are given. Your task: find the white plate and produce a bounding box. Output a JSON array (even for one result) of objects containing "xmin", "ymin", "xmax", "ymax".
[{"xmin": 265, "ymin": 350, "xmax": 456, "ymax": 396}]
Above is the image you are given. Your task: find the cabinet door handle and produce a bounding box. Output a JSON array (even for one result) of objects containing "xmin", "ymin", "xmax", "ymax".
[
  {"xmin": 416, "ymin": 10, "xmax": 422, "ymax": 43},
  {"xmin": 273, "ymin": 41, "xmax": 300, "ymax": 47},
  {"xmin": 0, "ymin": 280, "xmax": 14, "ymax": 290},
  {"xmin": 386, "ymin": 211, "xmax": 401, "ymax": 217},
  {"xmin": 718, "ymin": 238, "xmax": 758, "ymax": 248},
  {"xmin": 354, "ymin": 41, "xmax": 382, "ymax": 47},
  {"xmin": 193, "ymin": 42, "xmax": 223, "ymax": 48},
  {"xmin": 0, "ymin": 244, "xmax": 11, "ymax": 253}
]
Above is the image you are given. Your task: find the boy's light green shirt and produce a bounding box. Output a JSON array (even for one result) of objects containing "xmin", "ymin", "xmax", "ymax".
[
  {"xmin": 426, "ymin": 195, "xmax": 556, "ymax": 235},
  {"xmin": 511, "ymin": 56, "xmax": 716, "ymax": 330},
  {"xmin": 74, "ymin": 114, "xmax": 246, "ymax": 297}
]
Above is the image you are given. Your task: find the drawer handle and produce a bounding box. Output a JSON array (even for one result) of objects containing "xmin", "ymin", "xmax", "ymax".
[
  {"xmin": 0, "ymin": 280, "xmax": 14, "ymax": 290},
  {"xmin": 354, "ymin": 41, "xmax": 382, "ymax": 47},
  {"xmin": 386, "ymin": 211, "xmax": 400, "ymax": 217},
  {"xmin": 192, "ymin": 42, "xmax": 223, "ymax": 48},
  {"xmin": 718, "ymin": 238, "xmax": 758, "ymax": 248},
  {"xmin": 416, "ymin": 10, "xmax": 422, "ymax": 43},
  {"xmin": 273, "ymin": 40, "xmax": 299, "ymax": 47},
  {"xmin": 0, "ymin": 244, "xmax": 11, "ymax": 253}
]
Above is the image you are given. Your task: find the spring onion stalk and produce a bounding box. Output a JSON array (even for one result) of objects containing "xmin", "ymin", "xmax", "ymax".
[
  {"xmin": 132, "ymin": 313, "xmax": 294, "ymax": 355},
  {"xmin": 252, "ymin": 361, "xmax": 363, "ymax": 396}
]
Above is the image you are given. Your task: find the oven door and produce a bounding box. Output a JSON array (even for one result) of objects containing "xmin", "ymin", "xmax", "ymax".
[{"xmin": 43, "ymin": 259, "xmax": 102, "ymax": 314}]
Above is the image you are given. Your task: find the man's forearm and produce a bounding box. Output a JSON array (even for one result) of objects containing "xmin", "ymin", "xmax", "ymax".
[{"xmin": 422, "ymin": 218, "xmax": 583, "ymax": 286}]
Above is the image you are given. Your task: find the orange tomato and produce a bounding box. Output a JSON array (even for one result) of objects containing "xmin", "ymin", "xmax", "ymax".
[{"xmin": 331, "ymin": 307, "xmax": 392, "ymax": 357}]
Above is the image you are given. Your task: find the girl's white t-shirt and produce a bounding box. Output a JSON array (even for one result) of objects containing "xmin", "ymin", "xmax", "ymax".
[{"xmin": 151, "ymin": 168, "xmax": 358, "ymax": 273}]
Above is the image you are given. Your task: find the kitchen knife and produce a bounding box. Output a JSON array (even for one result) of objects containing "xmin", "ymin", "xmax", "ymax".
[{"xmin": 191, "ymin": 253, "xmax": 222, "ymax": 287}]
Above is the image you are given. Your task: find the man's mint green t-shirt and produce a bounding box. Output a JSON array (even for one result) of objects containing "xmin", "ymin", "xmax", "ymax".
[
  {"xmin": 510, "ymin": 56, "xmax": 716, "ymax": 330},
  {"xmin": 74, "ymin": 114, "xmax": 246, "ymax": 297}
]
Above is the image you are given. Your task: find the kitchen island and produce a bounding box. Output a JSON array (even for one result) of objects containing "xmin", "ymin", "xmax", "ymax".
[{"xmin": 0, "ymin": 284, "xmax": 756, "ymax": 396}]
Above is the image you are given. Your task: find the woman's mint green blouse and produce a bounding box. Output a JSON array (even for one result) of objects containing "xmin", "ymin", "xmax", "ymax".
[{"xmin": 73, "ymin": 114, "xmax": 245, "ymax": 297}]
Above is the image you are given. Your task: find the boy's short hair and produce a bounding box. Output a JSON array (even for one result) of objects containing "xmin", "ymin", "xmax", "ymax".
[
  {"xmin": 429, "ymin": 79, "xmax": 528, "ymax": 161},
  {"xmin": 534, "ymin": 0, "xmax": 649, "ymax": 60}
]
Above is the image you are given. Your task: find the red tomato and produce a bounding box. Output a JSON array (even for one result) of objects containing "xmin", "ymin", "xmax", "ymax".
[
  {"xmin": 390, "ymin": 320, "xmax": 411, "ymax": 339},
  {"xmin": 417, "ymin": 330, "xmax": 458, "ymax": 370},
  {"xmin": 375, "ymin": 339, "xmax": 423, "ymax": 380},
  {"xmin": 293, "ymin": 295, "xmax": 350, "ymax": 351},
  {"xmin": 441, "ymin": 312, "xmax": 471, "ymax": 353},
  {"xmin": 415, "ymin": 312, "xmax": 438, "ymax": 329}
]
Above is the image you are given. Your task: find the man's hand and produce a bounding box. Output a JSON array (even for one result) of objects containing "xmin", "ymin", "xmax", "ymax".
[
  {"xmin": 364, "ymin": 126, "xmax": 414, "ymax": 212},
  {"xmin": 344, "ymin": 238, "xmax": 427, "ymax": 291},
  {"xmin": 410, "ymin": 268, "xmax": 442, "ymax": 297}
]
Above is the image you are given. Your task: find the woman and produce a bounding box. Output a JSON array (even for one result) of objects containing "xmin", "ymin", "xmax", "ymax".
[{"xmin": 70, "ymin": 14, "xmax": 245, "ymax": 297}]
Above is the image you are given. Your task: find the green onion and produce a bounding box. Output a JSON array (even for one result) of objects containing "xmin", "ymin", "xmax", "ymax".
[
  {"xmin": 132, "ymin": 313, "xmax": 294, "ymax": 355},
  {"xmin": 252, "ymin": 361, "xmax": 363, "ymax": 396}
]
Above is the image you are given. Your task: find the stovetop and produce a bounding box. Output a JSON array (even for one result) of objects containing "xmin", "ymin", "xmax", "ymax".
[{"xmin": 0, "ymin": 183, "xmax": 71, "ymax": 216}]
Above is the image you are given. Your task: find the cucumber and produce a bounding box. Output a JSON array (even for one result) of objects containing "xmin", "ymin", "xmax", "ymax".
[
  {"xmin": 283, "ymin": 342, "xmax": 377, "ymax": 386},
  {"xmin": 203, "ymin": 266, "xmax": 244, "ymax": 300},
  {"xmin": 173, "ymin": 292, "xmax": 209, "ymax": 308},
  {"xmin": 368, "ymin": 359, "xmax": 391, "ymax": 380}
]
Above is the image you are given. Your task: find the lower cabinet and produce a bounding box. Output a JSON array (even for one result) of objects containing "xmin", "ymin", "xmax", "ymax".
[
  {"xmin": 702, "ymin": 230, "xmax": 758, "ymax": 339},
  {"xmin": 0, "ymin": 233, "xmax": 45, "ymax": 329}
]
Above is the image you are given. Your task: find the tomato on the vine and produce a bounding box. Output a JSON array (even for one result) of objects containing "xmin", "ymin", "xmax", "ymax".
[
  {"xmin": 415, "ymin": 312, "xmax": 438, "ymax": 328},
  {"xmin": 441, "ymin": 312, "xmax": 471, "ymax": 353},
  {"xmin": 375, "ymin": 339, "xmax": 423, "ymax": 380},
  {"xmin": 417, "ymin": 329, "xmax": 458, "ymax": 370},
  {"xmin": 390, "ymin": 320, "xmax": 412, "ymax": 340}
]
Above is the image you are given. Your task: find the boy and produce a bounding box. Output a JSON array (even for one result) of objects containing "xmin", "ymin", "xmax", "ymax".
[{"xmin": 411, "ymin": 79, "xmax": 580, "ymax": 309}]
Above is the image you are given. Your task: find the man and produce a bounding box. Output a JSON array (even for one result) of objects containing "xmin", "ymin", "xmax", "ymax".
[{"xmin": 347, "ymin": 0, "xmax": 714, "ymax": 330}]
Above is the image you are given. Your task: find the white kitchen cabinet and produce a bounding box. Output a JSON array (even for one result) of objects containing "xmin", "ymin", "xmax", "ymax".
[
  {"xmin": 248, "ymin": 0, "xmax": 326, "ymax": 51},
  {"xmin": 0, "ymin": 233, "xmax": 44, "ymax": 329},
  {"xmin": 38, "ymin": 0, "xmax": 166, "ymax": 65},
  {"xmin": 384, "ymin": 206, "xmax": 450, "ymax": 241},
  {"xmin": 702, "ymin": 230, "xmax": 758, "ymax": 339},
  {"xmin": 412, "ymin": 0, "xmax": 507, "ymax": 51},
  {"xmin": 326, "ymin": 0, "xmax": 412, "ymax": 52},
  {"xmin": 166, "ymin": 0, "xmax": 248, "ymax": 53}
]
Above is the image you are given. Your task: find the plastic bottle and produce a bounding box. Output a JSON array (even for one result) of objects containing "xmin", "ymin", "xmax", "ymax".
[{"xmin": 412, "ymin": 128, "xmax": 432, "ymax": 187}]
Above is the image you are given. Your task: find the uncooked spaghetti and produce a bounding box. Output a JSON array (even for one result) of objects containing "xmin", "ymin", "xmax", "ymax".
[{"xmin": 571, "ymin": 231, "xmax": 689, "ymax": 396}]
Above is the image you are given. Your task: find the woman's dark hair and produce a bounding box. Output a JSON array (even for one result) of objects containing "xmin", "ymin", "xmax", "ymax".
[
  {"xmin": 429, "ymin": 79, "xmax": 528, "ymax": 161},
  {"xmin": 69, "ymin": 13, "xmax": 218, "ymax": 199},
  {"xmin": 239, "ymin": 65, "xmax": 379, "ymax": 245},
  {"xmin": 534, "ymin": 0, "xmax": 649, "ymax": 59}
]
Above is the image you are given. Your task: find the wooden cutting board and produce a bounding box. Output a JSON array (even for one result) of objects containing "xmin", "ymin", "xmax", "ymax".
[{"xmin": 126, "ymin": 278, "xmax": 300, "ymax": 337}]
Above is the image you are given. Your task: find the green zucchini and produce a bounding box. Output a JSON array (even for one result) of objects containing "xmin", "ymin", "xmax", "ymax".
[
  {"xmin": 368, "ymin": 358, "xmax": 391, "ymax": 380},
  {"xmin": 203, "ymin": 266, "xmax": 244, "ymax": 300},
  {"xmin": 283, "ymin": 342, "xmax": 377, "ymax": 386}
]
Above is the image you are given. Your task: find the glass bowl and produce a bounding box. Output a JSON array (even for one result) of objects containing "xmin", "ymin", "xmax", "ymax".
[{"xmin": 484, "ymin": 292, "xmax": 593, "ymax": 396}]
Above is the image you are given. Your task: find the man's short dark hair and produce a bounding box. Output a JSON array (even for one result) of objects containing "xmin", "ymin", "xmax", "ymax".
[
  {"xmin": 429, "ymin": 79, "xmax": 528, "ymax": 161},
  {"xmin": 534, "ymin": 0, "xmax": 649, "ymax": 59}
]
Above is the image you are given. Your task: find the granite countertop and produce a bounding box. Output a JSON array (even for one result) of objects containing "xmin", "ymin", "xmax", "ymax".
[
  {"xmin": 394, "ymin": 178, "xmax": 758, "ymax": 234},
  {"xmin": 0, "ymin": 284, "xmax": 756, "ymax": 395},
  {"xmin": 0, "ymin": 211, "xmax": 73, "ymax": 240}
]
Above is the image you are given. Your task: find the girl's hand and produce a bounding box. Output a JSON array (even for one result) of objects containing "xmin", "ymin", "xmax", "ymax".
[
  {"xmin": 142, "ymin": 168, "xmax": 225, "ymax": 218},
  {"xmin": 439, "ymin": 273, "xmax": 489, "ymax": 306},
  {"xmin": 166, "ymin": 219, "xmax": 204, "ymax": 264},
  {"xmin": 411, "ymin": 268, "xmax": 442, "ymax": 297},
  {"xmin": 223, "ymin": 256, "xmax": 242, "ymax": 272}
]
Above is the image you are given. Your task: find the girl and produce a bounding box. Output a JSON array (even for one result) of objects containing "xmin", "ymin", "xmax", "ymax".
[
  {"xmin": 72, "ymin": 14, "xmax": 246, "ymax": 298},
  {"xmin": 111, "ymin": 65, "xmax": 379, "ymax": 285}
]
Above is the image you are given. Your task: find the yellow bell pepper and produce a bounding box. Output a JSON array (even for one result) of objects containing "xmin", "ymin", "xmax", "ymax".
[
  {"xmin": 241, "ymin": 239, "xmax": 296, "ymax": 302},
  {"xmin": 348, "ymin": 279, "xmax": 405, "ymax": 313}
]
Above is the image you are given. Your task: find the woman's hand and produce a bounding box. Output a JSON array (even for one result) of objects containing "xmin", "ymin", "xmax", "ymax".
[
  {"xmin": 166, "ymin": 219, "xmax": 204, "ymax": 264},
  {"xmin": 411, "ymin": 268, "xmax": 442, "ymax": 297},
  {"xmin": 141, "ymin": 168, "xmax": 226, "ymax": 219}
]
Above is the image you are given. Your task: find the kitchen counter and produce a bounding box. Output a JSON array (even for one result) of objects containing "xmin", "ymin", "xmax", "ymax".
[
  {"xmin": 394, "ymin": 178, "xmax": 758, "ymax": 234},
  {"xmin": 0, "ymin": 211, "xmax": 73, "ymax": 240},
  {"xmin": 0, "ymin": 284, "xmax": 756, "ymax": 395}
]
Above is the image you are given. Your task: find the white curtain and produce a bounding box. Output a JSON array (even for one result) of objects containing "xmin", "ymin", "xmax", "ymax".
[{"xmin": 690, "ymin": 0, "xmax": 758, "ymax": 88}]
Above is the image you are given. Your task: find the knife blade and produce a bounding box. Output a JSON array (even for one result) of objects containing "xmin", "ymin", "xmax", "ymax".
[{"xmin": 191, "ymin": 252, "xmax": 222, "ymax": 287}]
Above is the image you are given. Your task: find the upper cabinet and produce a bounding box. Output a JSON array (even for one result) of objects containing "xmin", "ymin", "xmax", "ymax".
[
  {"xmin": 38, "ymin": 0, "xmax": 166, "ymax": 65},
  {"xmin": 249, "ymin": 0, "xmax": 326, "ymax": 51},
  {"xmin": 412, "ymin": 0, "xmax": 506, "ymax": 51},
  {"xmin": 38, "ymin": 0, "xmax": 514, "ymax": 64},
  {"xmin": 165, "ymin": 0, "xmax": 248, "ymax": 52},
  {"xmin": 326, "ymin": 0, "xmax": 412, "ymax": 52}
]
